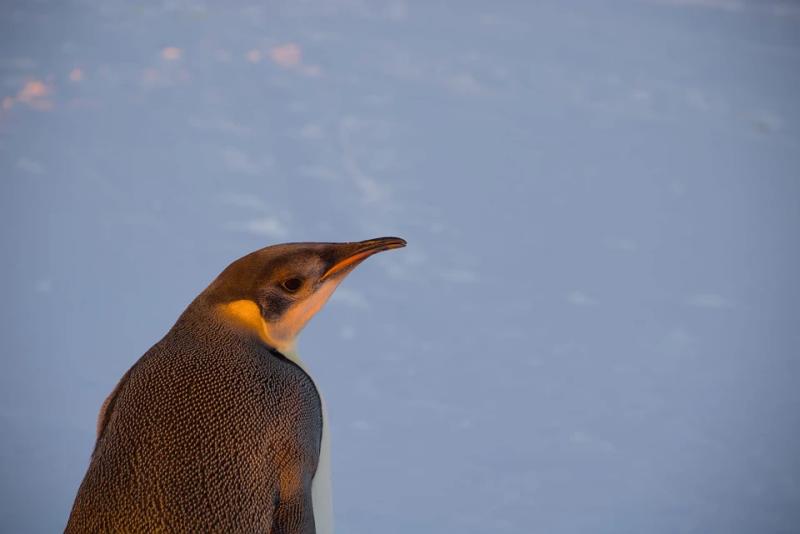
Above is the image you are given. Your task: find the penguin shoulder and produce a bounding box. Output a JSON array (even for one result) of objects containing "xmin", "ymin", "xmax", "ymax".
[{"xmin": 95, "ymin": 369, "xmax": 132, "ymax": 439}]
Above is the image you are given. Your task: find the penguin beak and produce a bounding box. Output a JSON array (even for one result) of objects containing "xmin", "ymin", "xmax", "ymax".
[{"xmin": 320, "ymin": 237, "xmax": 407, "ymax": 282}]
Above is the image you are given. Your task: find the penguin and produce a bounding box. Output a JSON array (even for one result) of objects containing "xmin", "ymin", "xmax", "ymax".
[{"xmin": 65, "ymin": 237, "xmax": 406, "ymax": 534}]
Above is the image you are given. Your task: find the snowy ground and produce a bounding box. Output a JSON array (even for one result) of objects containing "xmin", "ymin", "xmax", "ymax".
[{"xmin": 1, "ymin": 1, "xmax": 799, "ymax": 532}]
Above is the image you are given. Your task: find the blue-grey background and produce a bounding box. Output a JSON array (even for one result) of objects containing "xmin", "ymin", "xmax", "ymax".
[{"xmin": 2, "ymin": 1, "xmax": 799, "ymax": 532}]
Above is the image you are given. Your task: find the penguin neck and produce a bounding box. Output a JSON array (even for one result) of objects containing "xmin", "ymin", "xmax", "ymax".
[
  {"xmin": 214, "ymin": 299, "xmax": 302, "ymax": 356},
  {"xmin": 180, "ymin": 299, "xmax": 333, "ymax": 533},
  {"xmin": 269, "ymin": 344, "xmax": 309, "ymax": 375},
  {"xmin": 194, "ymin": 299, "xmax": 334, "ymax": 534}
]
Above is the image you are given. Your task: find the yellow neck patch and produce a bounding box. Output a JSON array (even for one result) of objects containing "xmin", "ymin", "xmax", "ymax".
[
  {"xmin": 218, "ymin": 299, "xmax": 277, "ymax": 347},
  {"xmin": 216, "ymin": 280, "xmax": 341, "ymax": 355}
]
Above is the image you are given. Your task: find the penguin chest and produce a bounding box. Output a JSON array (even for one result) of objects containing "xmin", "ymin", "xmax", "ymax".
[
  {"xmin": 279, "ymin": 349, "xmax": 333, "ymax": 534},
  {"xmin": 249, "ymin": 354, "xmax": 324, "ymax": 483}
]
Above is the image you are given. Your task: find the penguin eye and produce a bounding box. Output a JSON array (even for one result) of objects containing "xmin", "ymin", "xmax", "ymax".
[{"xmin": 281, "ymin": 278, "xmax": 303, "ymax": 293}]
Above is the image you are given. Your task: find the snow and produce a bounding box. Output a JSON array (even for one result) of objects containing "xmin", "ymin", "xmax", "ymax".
[{"xmin": 1, "ymin": 0, "xmax": 799, "ymax": 532}]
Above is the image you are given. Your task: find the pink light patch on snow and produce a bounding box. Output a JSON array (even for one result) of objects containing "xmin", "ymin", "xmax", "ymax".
[
  {"xmin": 161, "ymin": 47, "xmax": 183, "ymax": 61},
  {"xmin": 5, "ymin": 80, "xmax": 55, "ymax": 111},
  {"xmin": 269, "ymin": 43, "xmax": 302, "ymax": 68}
]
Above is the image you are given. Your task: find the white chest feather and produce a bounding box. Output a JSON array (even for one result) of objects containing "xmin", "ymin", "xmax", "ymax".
[{"xmin": 282, "ymin": 348, "xmax": 333, "ymax": 534}]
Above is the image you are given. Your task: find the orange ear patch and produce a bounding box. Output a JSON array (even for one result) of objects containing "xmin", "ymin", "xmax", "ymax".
[{"xmin": 217, "ymin": 300, "xmax": 272, "ymax": 346}]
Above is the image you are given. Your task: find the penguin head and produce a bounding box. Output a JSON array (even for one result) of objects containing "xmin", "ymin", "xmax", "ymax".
[{"xmin": 202, "ymin": 237, "xmax": 406, "ymax": 353}]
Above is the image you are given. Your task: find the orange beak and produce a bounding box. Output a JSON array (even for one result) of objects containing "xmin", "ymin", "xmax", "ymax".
[{"xmin": 320, "ymin": 236, "xmax": 407, "ymax": 282}]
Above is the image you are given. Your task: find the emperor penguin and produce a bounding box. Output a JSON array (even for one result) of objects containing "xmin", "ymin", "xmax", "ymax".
[{"xmin": 65, "ymin": 237, "xmax": 406, "ymax": 534}]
